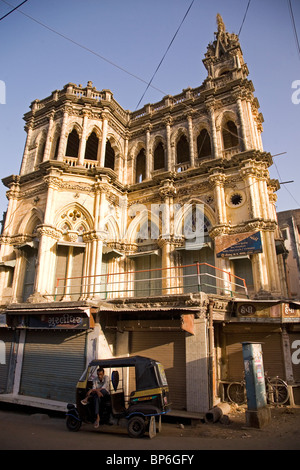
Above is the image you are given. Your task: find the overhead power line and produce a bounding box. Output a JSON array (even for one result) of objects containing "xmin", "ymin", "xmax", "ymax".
[
  {"xmin": 0, "ymin": 0, "xmax": 167, "ymax": 96},
  {"xmin": 135, "ymin": 0, "xmax": 195, "ymax": 110},
  {"xmin": 0, "ymin": 0, "xmax": 28, "ymax": 21},
  {"xmin": 238, "ymin": 0, "xmax": 251, "ymax": 36},
  {"xmin": 288, "ymin": 0, "xmax": 300, "ymax": 62}
]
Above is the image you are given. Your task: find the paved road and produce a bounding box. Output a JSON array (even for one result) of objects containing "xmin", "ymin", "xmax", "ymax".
[{"xmin": 0, "ymin": 405, "xmax": 299, "ymax": 454}]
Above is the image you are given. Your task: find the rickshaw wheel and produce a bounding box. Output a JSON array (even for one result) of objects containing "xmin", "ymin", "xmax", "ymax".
[
  {"xmin": 127, "ymin": 416, "xmax": 146, "ymax": 438},
  {"xmin": 66, "ymin": 415, "xmax": 81, "ymax": 432}
]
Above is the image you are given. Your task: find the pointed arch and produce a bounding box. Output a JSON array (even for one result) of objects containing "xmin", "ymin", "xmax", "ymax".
[
  {"xmin": 222, "ymin": 120, "xmax": 239, "ymax": 149},
  {"xmin": 84, "ymin": 131, "xmax": 99, "ymax": 161},
  {"xmin": 50, "ymin": 125, "xmax": 61, "ymax": 160},
  {"xmin": 173, "ymin": 200, "xmax": 215, "ymax": 241},
  {"xmin": 18, "ymin": 207, "xmax": 44, "ymax": 235},
  {"xmin": 104, "ymin": 140, "xmax": 115, "ymax": 170},
  {"xmin": 197, "ymin": 128, "xmax": 212, "ymax": 158},
  {"xmin": 54, "ymin": 203, "xmax": 93, "ymax": 232},
  {"xmin": 35, "ymin": 131, "xmax": 47, "ymax": 167},
  {"xmin": 102, "ymin": 214, "xmax": 120, "ymax": 242},
  {"xmin": 66, "ymin": 128, "xmax": 80, "ymax": 157},
  {"xmin": 135, "ymin": 148, "xmax": 146, "ymax": 183},
  {"xmin": 125, "ymin": 207, "xmax": 160, "ymax": 244},
  {"xmin": 153, "ymin": 140, "xmax": 166, "ymax": 170},
  {"xmin": 176, "ymin": 134, "xmax": 190, "ymax": 164}
]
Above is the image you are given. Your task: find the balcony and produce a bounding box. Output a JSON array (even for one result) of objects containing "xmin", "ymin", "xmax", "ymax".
[{"xmin": 50, "ymin": 262, "xmax": 248, "ymax": 302}]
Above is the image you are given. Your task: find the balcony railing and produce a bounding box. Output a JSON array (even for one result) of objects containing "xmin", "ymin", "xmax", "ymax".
[{"xmin": 51, "ymin": 262, "xmax": 248, "ymax": 302}]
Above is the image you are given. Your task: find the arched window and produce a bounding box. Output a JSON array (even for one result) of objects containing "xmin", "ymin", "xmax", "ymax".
[
  {"xmin": 52, "ymin": 136, "xmax": 60, "ymax": 160},
  {"xmin": 104, "ymin": 140, "xmax": 115, "ymax": 170},
  {"xmin": 136, "ymin": 149, "xmax": 146, "ymax": 183},
  {"xmin": 197, "ymin": 129, "xmax": 212, "ymax": 158},
  {"xmin": 66, "ymin": 129, "xmax": 80, "ymax": 157},
  {"xmin": 84, "ymin": 131, "xmax": 99, "ymax": 161},
  {"xmin": 222, "ymin": 120, "xmax": 239, "ymax": 149},
  {"xmin": 176, "ymin": 135, "xmax": 190, "ymax": 164},
  {"xmin": 36, "ymin": 139, "xmax": 46, "ymax": 166},
  {"xmin": 153, "ymin": 142, "xmax": 165, "ymax": 170}
]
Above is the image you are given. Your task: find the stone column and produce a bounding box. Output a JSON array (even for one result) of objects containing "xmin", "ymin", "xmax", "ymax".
[
  {"xmin": 158, "ymin": 180, "xmax": 177, "ymax": 294},
  {"xmin": 43, "ymin": 176, "xmax": 59, "ymax": 226},
  {"xmin": 208, "ymin": 171, "xmax": 226, "ymax": 224},
  {"xmin": 20, "ymin": 121, "xmax": 34, "ymax": 175},
  {"xmin": 78, "ymin": 109, "xmax": 90, "ymax": 166},
  {"xmin": 10, "ymin": 248, "xmax": 24, "ymax": 303},
  {"xmin": 240, "ymin": 164, "xmax": 261, "ymax": 219},
  {"xmin": 206, "ymin": 100, "xmax": 218, "ymax": 159},
  {"xmin": 100, "ymin": 111, "xmax": 109, "ymax": 167},
  {"xmin": 165, "ymin": 117, "xmax": 172, "ymax": 171},
  {"xmin": 145, "ymin": 126, "xmax": 151, "ymax": 178},
  {"xmin": 34, "ymin": 226, "xmax": 60, "ymax": 297},
  {"xmin": 234, "ymin": 90, "xmax": 247, "ymax": 151},
  {"xmin": 2, "ymin": 181, "xmax": 20, "ymax": 237},
  {"xmin": 43, "ymin": 111, "xmax": 55, "ymax": 162},
  {"xmin": 187, "ymin": 113, "xmax": 195, "ymax": 166},
  {"xmin": 57, "ymin": 109, "xmax": 70, "ymax": 161}
]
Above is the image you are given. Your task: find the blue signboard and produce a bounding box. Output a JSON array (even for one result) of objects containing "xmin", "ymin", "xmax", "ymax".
[{"xmin": 216, "ymin": 231, "xmax": 262, "ymax": 258}]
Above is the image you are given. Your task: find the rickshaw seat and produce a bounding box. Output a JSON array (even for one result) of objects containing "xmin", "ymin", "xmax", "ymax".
[{"xmin": 111, "ymin": 392, "xmax": 126, "ymax": 414}]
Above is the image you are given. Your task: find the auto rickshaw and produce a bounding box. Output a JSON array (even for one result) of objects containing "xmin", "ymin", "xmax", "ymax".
[{"xmin": 66, "ymin": 356, "xmax": 171, "ymax": 438}]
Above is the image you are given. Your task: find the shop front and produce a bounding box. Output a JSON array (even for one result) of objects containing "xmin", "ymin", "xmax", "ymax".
[
  {"xmin": 217, "ymin": 300, "xmax": 300, "ymax": 405},
  {"xmin": 0, "ymin": 317, "xmax": 18, "ymax": 394},
  {"xmin": 2, "ymin": 302, "xmax": 94, "ymax": 404}
]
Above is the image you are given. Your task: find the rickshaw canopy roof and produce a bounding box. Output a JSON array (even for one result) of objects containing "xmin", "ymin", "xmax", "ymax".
[{"xmin": 88, "ymin": 356, "xmax": 163, "ymax": 391}]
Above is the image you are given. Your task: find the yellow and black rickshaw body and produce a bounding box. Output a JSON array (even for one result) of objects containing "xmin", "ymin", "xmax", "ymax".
[{"xmin": 66, "ymin": 356, "xmax": 171, "ymax": 438}]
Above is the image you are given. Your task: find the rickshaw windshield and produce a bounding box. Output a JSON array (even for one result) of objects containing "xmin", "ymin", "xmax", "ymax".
[
  {"xmin": 79, "ymin": 366, "xmax": 98, "ymax": 382},
  {"xmin": 156, "ymin": 362, "xmax": 168, "ymax": 386}
]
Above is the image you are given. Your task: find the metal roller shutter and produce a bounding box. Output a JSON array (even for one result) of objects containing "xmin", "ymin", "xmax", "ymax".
[
  {"xmin": 225, "ymin": 328, "xmax": 285, "ymax": 381},
  {"xmin": 0, "ymin": 329, "xmax": 16, "ymax": 393},
  {"xmin": 289, "ymin": 332, "xmax": 300, "ymax": 382},
  {"xmin": 130, "ymin": 330, "xmax": 186, "ymax": 410},
  {"xmin": 20, "ymin": 330, "xmax": 87, "ymax": 403}
]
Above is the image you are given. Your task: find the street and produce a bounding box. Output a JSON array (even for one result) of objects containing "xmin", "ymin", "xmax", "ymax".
[{"xmin": 0, "ymin": 403, "xmax": 300, "ymax": 453}]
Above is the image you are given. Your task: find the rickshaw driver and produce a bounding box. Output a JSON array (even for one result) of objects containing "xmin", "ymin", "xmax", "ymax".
[{"xmin": 81, "ymin": 367, "xmax": 110, "ymax": 428}]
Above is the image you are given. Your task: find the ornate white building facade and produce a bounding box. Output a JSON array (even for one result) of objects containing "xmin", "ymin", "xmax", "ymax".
[{"xmin": 0, "ymin": 16, "xmax": 299, "ymax": 411}]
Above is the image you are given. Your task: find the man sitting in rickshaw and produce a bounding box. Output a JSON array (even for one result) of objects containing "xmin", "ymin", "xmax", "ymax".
[{"xmin": 81, "ymin": 367, "xmax": 109, "ymax": 428}]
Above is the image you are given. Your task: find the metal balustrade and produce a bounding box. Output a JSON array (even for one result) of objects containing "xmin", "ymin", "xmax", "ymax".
[{"xmin": 52, "ymin": 262, "xmax": 248, "ymax": 301}]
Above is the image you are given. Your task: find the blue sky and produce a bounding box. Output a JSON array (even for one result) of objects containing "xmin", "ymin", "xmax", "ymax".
[{"xmin": 0, "ymin": 0, "xmax": 299, "ymax": 221}]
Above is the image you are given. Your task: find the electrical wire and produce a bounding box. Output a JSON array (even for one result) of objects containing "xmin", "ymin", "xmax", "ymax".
[
  {"xmin": 0, "ymin": 0, "xmax": 167, "ymax": 96},
  {"xmin": 135, "ymin": 0, "xmax": 195, "ymax": 110},
  {"xmin": 0, "ymin": 0, "xmax": 28, "ymax": 22},
  {"xmin": 238, "ymin": 0, "xmax": 251, "ymax": 36},
  {"xmin": 273, "ymin": 160, "xmax": 300, "ymax": 208},
  {"xmin": 288, "ymin": 0, "xmax": 300, "ymax": 62}
]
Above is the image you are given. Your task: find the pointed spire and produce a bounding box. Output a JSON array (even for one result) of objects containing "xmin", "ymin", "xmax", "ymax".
[
  {"xmin": 216, "ymin": 13, "xmax": 225, "ymax": 34},
  {"xmin": 203, "ymin": 15, "xmax": 248, "ymax": 80}
]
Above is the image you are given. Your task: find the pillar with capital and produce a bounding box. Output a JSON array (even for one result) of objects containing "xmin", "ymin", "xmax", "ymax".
[
  {"xmin": 205, "ymin": 100, "xmax": 218, "ymax": 159},
  {"xmin": 78, "ymin": 108, "xmax": 90, "ymax": 166},
  {"xmin": 20, "ymin": 121, "xmax": 34, "ymax": 175},
  {"xmin": 99, "ymin": 110, "xmax": 109, "ymax": 167},
  {"xmin": 164, "ymin": 116, "xmax": 172, "ymax": 171},
  {"xmin": 57, "ymin": 108, "xmax": 70, "ymax": 161},
  {"xmin": 187, "ymin": 112, "xmax": 195, "ymax": 166},
  {"xmin": 158, "ymin": 179, "xmax": 177, "ymax": 294},
  {"xmin": 43, "ymin": 110, "xmax": 55, "ymax": 162},
  {"xmin": 208, "ymin": 171, "xmax": 226, "ymax": 225},
  {"xmin": 239, "ymin": 163, "xmax": 261, "ymax": 219},
  {"xmin": 34, "ymin": 225, "xmax": 61, "ymax": 298}
]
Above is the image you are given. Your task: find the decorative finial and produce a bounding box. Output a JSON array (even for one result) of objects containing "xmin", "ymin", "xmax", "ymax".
[{"xmin": 216, "ymin": 13, "xmax": 225, "ymax": 33}]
